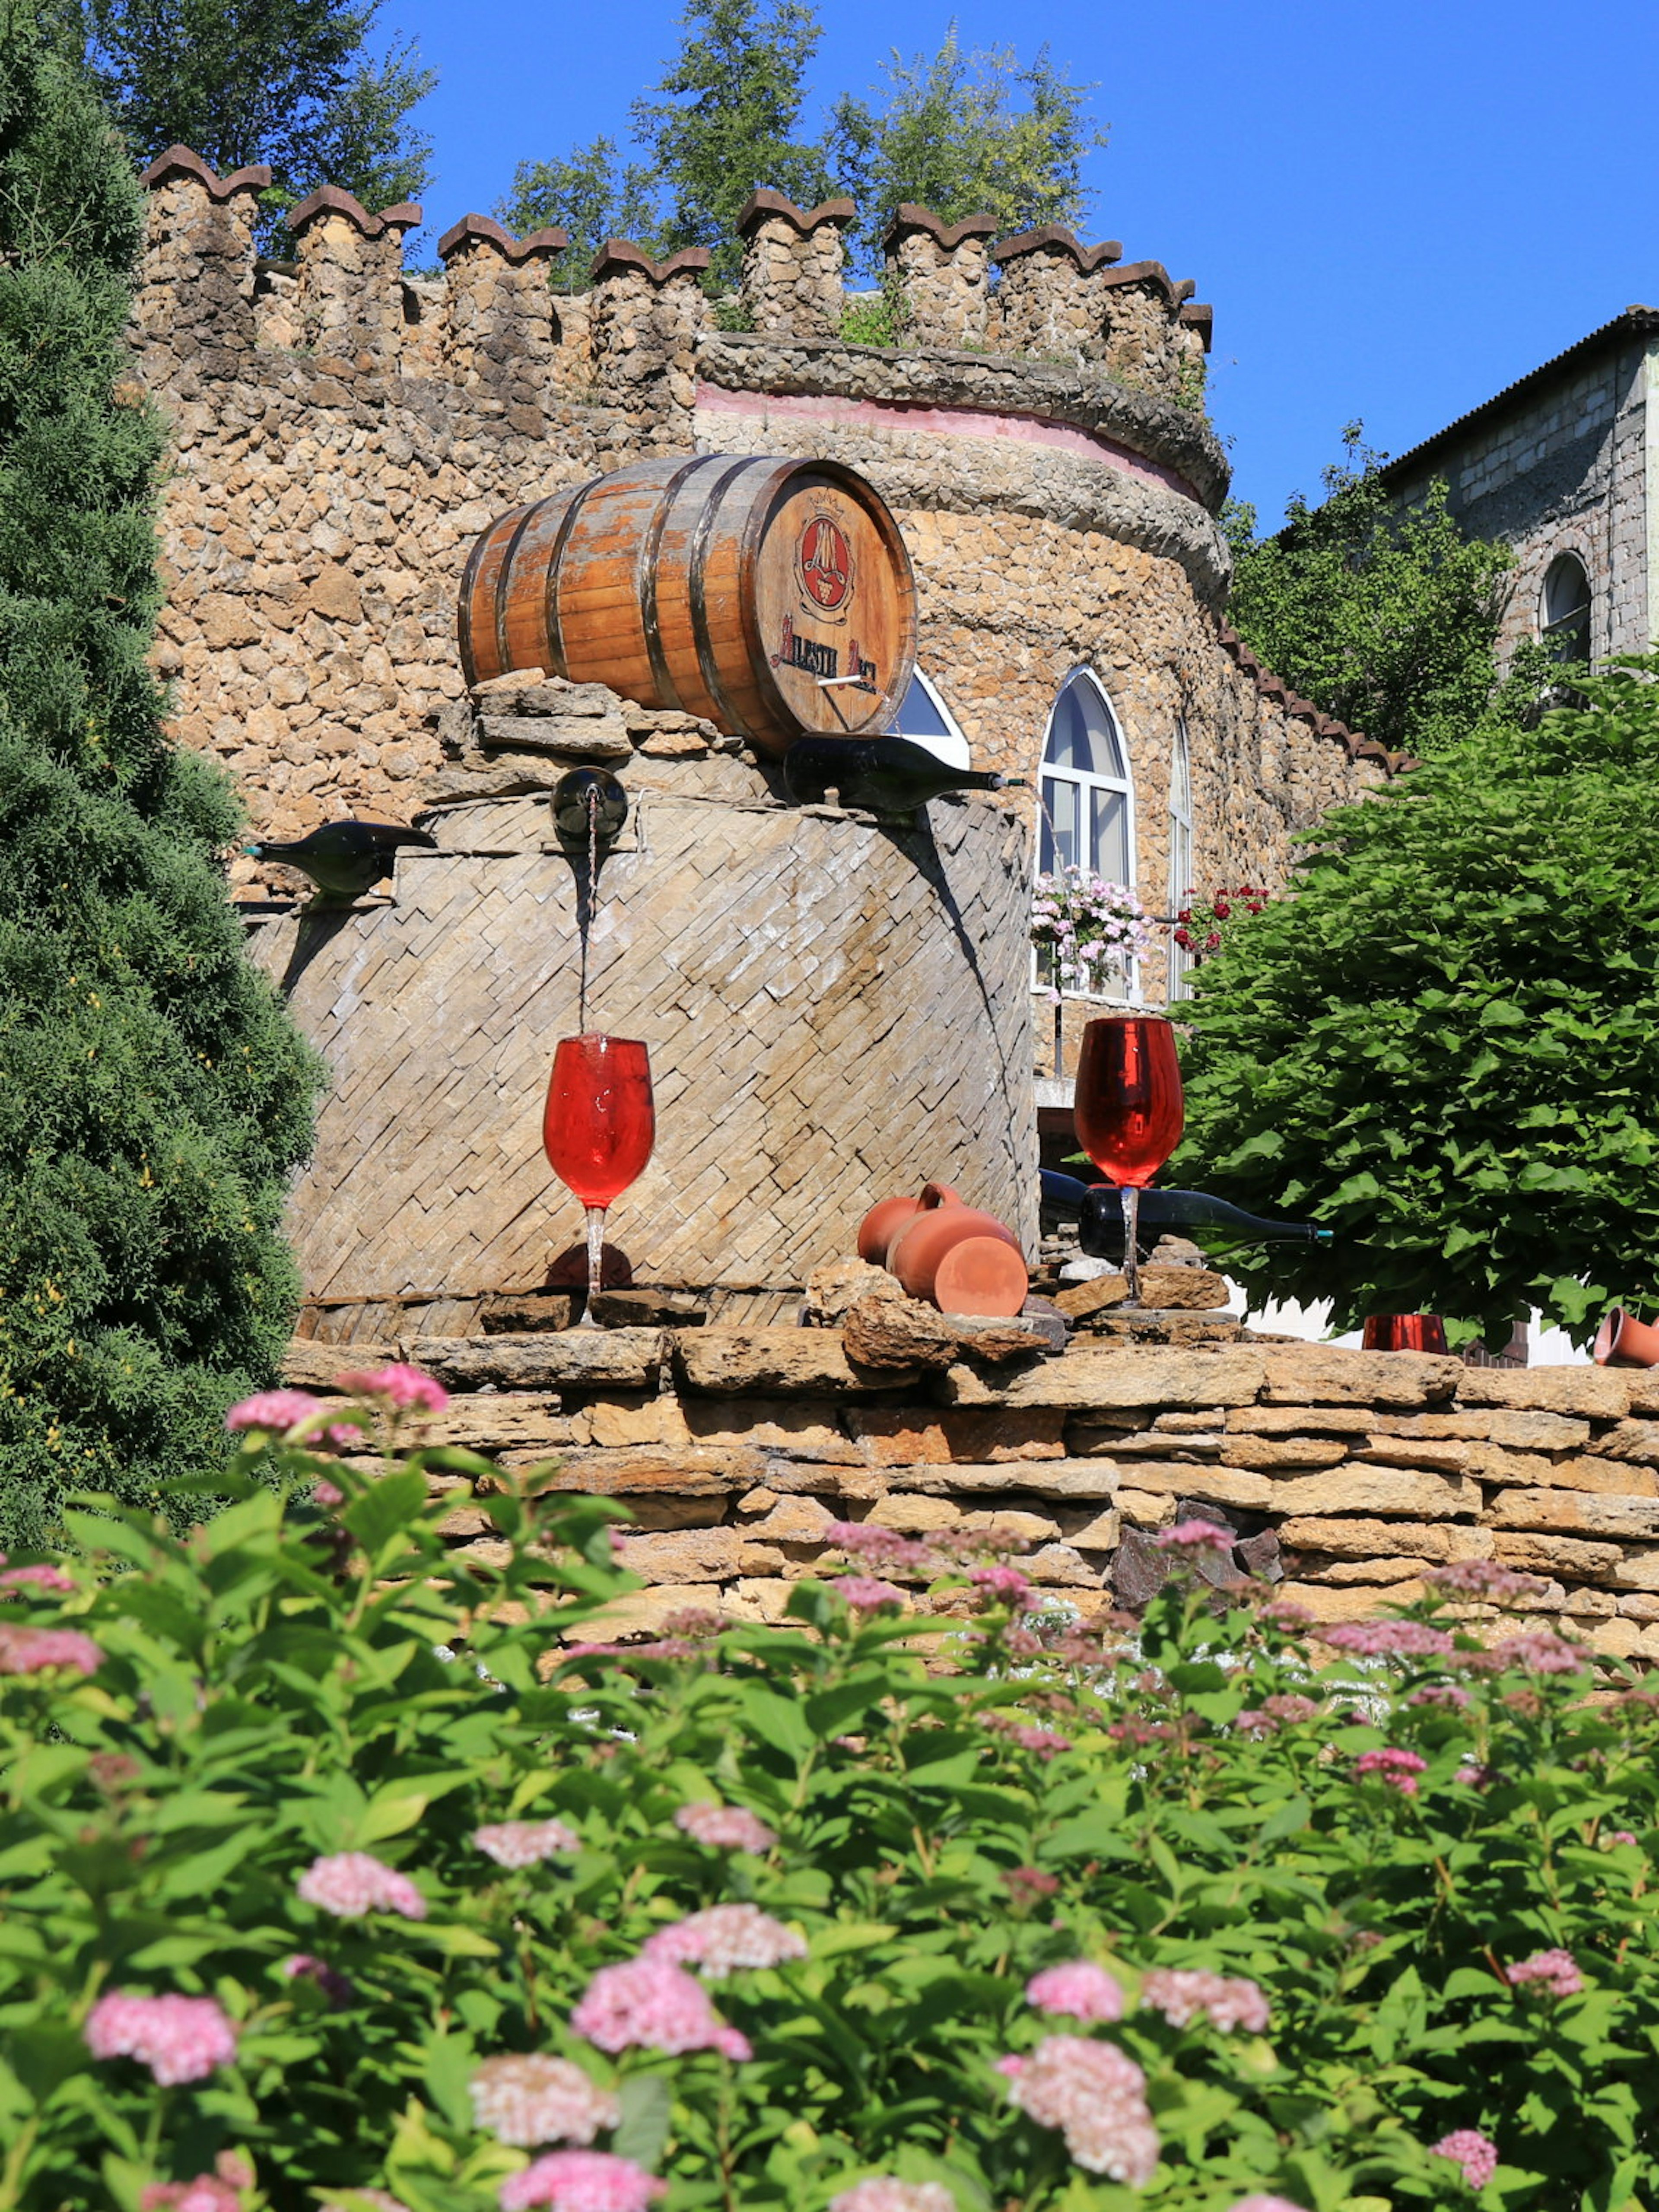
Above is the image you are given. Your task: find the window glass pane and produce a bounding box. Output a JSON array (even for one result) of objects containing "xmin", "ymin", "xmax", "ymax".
[
  {"xmin": 1079, "ymin": 683, "xmax": 1126, "ymax": 778},
  {"xmin": 1042, "ymin": 775, "xmax": 1080, "ymax": 872},
  {"xmin": 894, "ymin": 671, "xmax": 949, "ymax": 738},
  {"xmin": 1170, "ymin": 720, "xmax": 1192, "ymax": 819},
  {"xmin": 1168, "ymin": 816, "xmax": 1192, "ymax": 909},
  {"xmin": 1090, "ymin": 787, "xmax": 1128, "ymax": 883},
  {"xmin": 1044, "ymin": 685, "xmax": 1089, "ymax": 770}
]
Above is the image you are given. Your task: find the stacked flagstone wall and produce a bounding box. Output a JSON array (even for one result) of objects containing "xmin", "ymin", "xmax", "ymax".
[{"xmin": 284, "ymin": 1322, "xmax": 1659, "ymax": 1661}]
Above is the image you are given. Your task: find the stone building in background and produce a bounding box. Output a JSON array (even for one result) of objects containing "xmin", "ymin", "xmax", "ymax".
[
  {"xmin": 1380, "ymin": 305, "xmax": 1659, "ymax": 674},
  {"xmin": 130, "ymin": 152, "xmax": 1398, "ymax": 1081}
]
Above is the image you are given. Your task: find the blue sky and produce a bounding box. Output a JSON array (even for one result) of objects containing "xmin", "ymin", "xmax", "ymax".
[{"xmin": 388, "ymin": 0, "xmax": 1659, "ymax": 524}]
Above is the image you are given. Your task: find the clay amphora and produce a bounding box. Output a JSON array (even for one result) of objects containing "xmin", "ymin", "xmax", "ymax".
[
  {"xmin": 885, "ymin": 1182, "xmax": 1026, "ymax": 1316},
  {"xmin": 855, "ymin": 1189, "xmax": 949, "ymax": 1266},
  {"xmin": 1594, "ymin": 1307, "xmax": 1659, "ymax": 1367}
]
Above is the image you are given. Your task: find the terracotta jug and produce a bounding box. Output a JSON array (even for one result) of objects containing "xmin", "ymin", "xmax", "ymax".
[
  {"xmin": 885, "ymin": 1182, "xmax": 1027, "ymax": 1317},
  {"xmin": 855, "ymin": 1187, "xmax": 953, "ymax": 1266},
  {"xmin": 1594, "ymin": 1307, "xmax": 1659, "ymax": 1367}
]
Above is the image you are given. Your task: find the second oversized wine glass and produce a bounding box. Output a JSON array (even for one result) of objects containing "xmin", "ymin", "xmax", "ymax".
[
  {"xmin": 543, "ymin": 1034, "xmax": 655, "ymax": 1329},
  {"xmin": 1074, "ymin": 1014, "xmax": 1185, "ymax": 1308}
]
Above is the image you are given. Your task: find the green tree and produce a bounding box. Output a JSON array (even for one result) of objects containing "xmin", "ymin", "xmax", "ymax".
[
  {"xmin": 498, "ymin": 134, "xmax": 662, "ymax": 292},
  {"xmin": 1225, "ymin": 425, "xmax": 1548, "ymax": 759},
  {"xmin": 1175, "ymin": 662, "xmax": 1659, "ymax": 1348},
  {"xmin": 631, "ymin": 0, "xmax": 831, "ymax": 287},
  {"xmin": 0, "ymin": 12, "xmax": 324, "ymax": 1545},
  {"xmin": 79, "ymin": 0, "xmax": 434, "ymax": 232},
  {"xmin": 829, "ymin": 27, "xmax": 1105, "ymax": 273}
]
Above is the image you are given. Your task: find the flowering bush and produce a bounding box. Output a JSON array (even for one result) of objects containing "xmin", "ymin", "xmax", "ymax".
[
  {"xmin": 1, "ymin": 1385, "xmax": 1658, "ymax": 2208},
  {"xmin": 1172, "ymin": 884, "xmax": 1270, "ymax": 963},
  {"xmin": 1030, "ymin": 869, "xmax": 1153, "ymax": 1000}
]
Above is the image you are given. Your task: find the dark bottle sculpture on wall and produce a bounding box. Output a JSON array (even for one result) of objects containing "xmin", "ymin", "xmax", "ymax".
[
  {"xmin": 784, "ymin": 734, "xmax": 1024, "ymax": 818},
  {"xmin": 1066, "ymin": 1181, "xmax": 1333, "ymax": 1262}
]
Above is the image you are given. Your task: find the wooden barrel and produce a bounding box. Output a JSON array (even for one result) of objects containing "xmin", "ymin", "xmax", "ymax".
[{"xmin": 458, "ymin": 455, "xmax": 918, "ymax": 757}]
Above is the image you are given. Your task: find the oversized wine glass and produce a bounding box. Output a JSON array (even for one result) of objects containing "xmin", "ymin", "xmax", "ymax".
[
  {"xmin": 1362, "ymin": 1314, "xmax": 1449, "ymax": 1355},
  {"xmin": 1074, "ymin": 1014, "xmax": 1185, "ymax": 1308},
  {"xmin": 543, "ymin": 1034, "xmax": 655, "ymax": 1329}
]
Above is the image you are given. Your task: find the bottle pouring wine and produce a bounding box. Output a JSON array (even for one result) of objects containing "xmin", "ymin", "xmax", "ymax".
[
  {"xmin": 1069, "ymin": 1182, "xmax": 1334, "ymax": 1261},
  {"xmin": 783, "ymin": 734, "xmax": 1027, "ymax": 817}
]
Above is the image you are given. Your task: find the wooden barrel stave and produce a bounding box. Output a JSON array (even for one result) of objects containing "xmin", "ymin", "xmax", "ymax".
[{"xmin": 458, "ymin": 455, "xmax": 917, "ymax": 754}]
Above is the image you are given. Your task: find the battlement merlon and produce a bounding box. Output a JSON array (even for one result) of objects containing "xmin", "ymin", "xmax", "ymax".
[
  {"xmin": 128, "ymin": 152, "xmax": 1215, "ymax": 412},
  {"xmin": 588, "ymin": 242, "xmax": 713, "ymax": 448},
  {"xmin": 737, "ymin": 188, "xmax": 856, "ymax": 343}
]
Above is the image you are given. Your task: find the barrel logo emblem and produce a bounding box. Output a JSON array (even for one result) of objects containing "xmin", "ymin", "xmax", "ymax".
[{"xmin": 797, "ymin": 513, "xmax": 854, "ymax": 615}]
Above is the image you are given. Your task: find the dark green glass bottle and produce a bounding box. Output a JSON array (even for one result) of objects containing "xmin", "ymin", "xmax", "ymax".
[{"xmin": 783, "ymin": 735, "xmax": 1026, "ymax": 817}]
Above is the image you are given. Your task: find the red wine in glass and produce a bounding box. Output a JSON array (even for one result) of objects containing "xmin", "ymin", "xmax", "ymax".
[
  {"xmin": 1362, "ymin": 1314, "xmax": 1449, "ymax": 1355},
  {"xmin": 543, "ymin": 1034, "xmax": 655, "ymax": 1327},
  {"xmin": 1074, "ymin": 1016, "xmax": 1185, "ymax": 1307}
]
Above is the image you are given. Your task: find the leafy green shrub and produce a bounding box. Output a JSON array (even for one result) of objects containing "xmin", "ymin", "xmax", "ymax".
[
  {"xmin": 1176, "ymin": 661, "xmax": 1659, "ymax": 1346},
  {"xmin": 3, "ymin": 1375, "xmax": 1658, "ymax": 2211}
]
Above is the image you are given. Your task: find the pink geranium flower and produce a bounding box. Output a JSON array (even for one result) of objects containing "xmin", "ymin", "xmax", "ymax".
[
  {"xmin": 1139, "ymin": 1968, "xmax": 1270, "ymax": 2033},
  {"xmin": 673, "ymin": 1802, "xmax": 774, "ymax": 1852},
  {"xmin": 1504, "ymin": 1947, "xmax": 1583, "ymax": 1996},
  {"xmin": 997, "ymin": 2034, "xmax": 1158, "ymax": 2183},
  {"xmin": 1353, "ymin": 1747, "xmax": 1429, "ymax": 1796},
  {"xmin": 296, "ymin": 1852, "xmax": 426, "ymax": 1920},
  {"xmin": 226, "ymin": 1388, "xmax": 323, "ymax": 1435},
  {"xmin": 642, "ymin": 1904, "xmax": 806, "ymax": 1980},
  {"xmin": 86, "ymin": 1992, "xmax": 236, "ymax": 2085},
  {"xmin": 474, "ymin": 1820, "xmax": 580, "ymax": 1868},
  {"xmin": 0, "ymin": 1561, "xmax": 75, "ymax": 1595},
  {"xmin": 0, "ymin": 1625, "xmax": 100, "ymax": 1675}
]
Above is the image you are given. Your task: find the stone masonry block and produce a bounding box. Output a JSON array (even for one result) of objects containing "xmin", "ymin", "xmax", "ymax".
[
  {"xmin": 940, "ymin": 1348, "xmax": 1266, "ymax": 1411},
  {"xmin": 1267, "ymin": 1467, "xmax": 1481, "ymax": 1518},
  {"xmin": 1258, "ymin": 1347, "xmax": 1461, "ymax": 1408},
  {"xmin": 675, "ymin": 1328, "xmax": 915, "ymax": 1397}
]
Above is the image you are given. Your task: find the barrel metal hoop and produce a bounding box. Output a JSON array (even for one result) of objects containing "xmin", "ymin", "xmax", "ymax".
[
  {"xmin": 541, "ymin": 475, "xmax": 602, "ymax": 682},
  {"xmin": 687, "ymin": 455, "xmax": 762, "ymax": 738},
  {"xmin": 637, "ymin": 454, "xmax": 708, "ymax": 714}
]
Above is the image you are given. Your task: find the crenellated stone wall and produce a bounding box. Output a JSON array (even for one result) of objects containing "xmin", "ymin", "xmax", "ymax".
[{"xmin": 125, "ymin": 152, "xmax": 1389, "ymax": 962}]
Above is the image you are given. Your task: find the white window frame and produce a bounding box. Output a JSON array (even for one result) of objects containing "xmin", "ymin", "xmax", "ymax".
[
  {"xmin": 1166, "ymin": 717, "xmax": 1195, "ymax": 1003},
  {"xmin": 1034, "ymin": 668, "xmax": 1139, "ymax": 1005},
  {"xmin": 1539, "ymin": 551, "xmax": 1592, "ymax": 665}
]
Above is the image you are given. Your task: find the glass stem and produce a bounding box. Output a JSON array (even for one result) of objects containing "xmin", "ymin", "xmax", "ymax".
[
  {"xmin": 1121, "ymin": 1185, "xmax": 1142, "ymax": 1309},
  {"xmin": 584, "ymin": 1205, "xmax": 607, "ymax": 1325}
]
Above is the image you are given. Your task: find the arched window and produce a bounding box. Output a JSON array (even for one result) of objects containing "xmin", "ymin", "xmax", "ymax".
[
  {"xmin": 888, "ymin": 667, "xmax": 970, "ymax": 769},
  {"xmin": 1037, "ymin": 670, "xmax": 1134, "ymax": 884},
  {"xmin": 1540, "ymin": 553, "xmax": 1592, "ymax": 665},
  {"xmin": 1166, "ymin": 719, "xmax": 1194, "ymax": 1002}
]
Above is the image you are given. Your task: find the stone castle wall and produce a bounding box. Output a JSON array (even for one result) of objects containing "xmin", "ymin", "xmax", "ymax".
[
  {"xmin": 126, "ymin": 150, "xmax": 1392, "ymax": 934},
  {"xmin": 283, "ymin": 1323, "xmax": 1659, "ymax": 1662}
]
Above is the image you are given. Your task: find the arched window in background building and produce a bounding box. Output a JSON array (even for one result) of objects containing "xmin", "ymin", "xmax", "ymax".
[
  {"xmin": 1166, "ymin": 718, "xmax": 1194, "ymax": 1002},
  {"xmin": 888, "ymin": 667, "xmax": 970, "ymax": 769},
  {"xmin": 1037, "ymin": 670, "xmax": 1135, "ymax": 884},
  {"xmin": 1540, "ymin": 552, "xmax": 1592, "ymax": 665}
]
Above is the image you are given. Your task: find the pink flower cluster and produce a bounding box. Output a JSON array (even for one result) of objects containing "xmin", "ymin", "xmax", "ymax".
[
  {"xmin": 85, "ymin": 1991, "xmax": 237, "ymax": 2085},
  {"xmin": 1025, "ymin": 1962, "xmax": 1125, "ymax": 2023},
  {"xmin": 1408, "ymin": 1683, "xmax": 1471, "ymax": 1710},
  {"xmin": 1353, "ymin": 1748, "xmax": 1428, "ymax": 1796},
  {"xmin": 823, "ymin": 1522, "xmax": 934, "ymax": 1573},
  {"xmin": 1139, "ymin": 1969, "xmax": 1270, "ymax": 2034},
  {"xmin": 673, "ymin": 1802, "xmax": 775, "ymax": 1852},
  {"xmin": 1321, "ymin": 1620, "xmax": 1454, "ymax": 1659},
  {"xmin": 0, "ymin": 1558, "xmax": 74, "ymax": 1595},
  {"xmin": 1153, "ymin": 1520, "xmax": 1233, "ymax": 1553},
  {"xmin": 828, "ymin": 2184, "xmax": 956, "ymax": 2212},
  {"xmin": 1427, "ymin": 1560, "xmax": 1548, "ymax": 1602},
  {"xmin": 998, "ymin": 2035, "xmax": 1158, "ymax": 2184},
  {"xmin": 571, "ymin": 1955, "xmax": 750, "ymax": 2059},
  {"xmin": 1504, "ymin": 1947, "xmax": 1583, "ymax": 1997},
  {"xmin": 982, "ymin": 1713, "xmax": 1071, "ymax": 1758},
  {"xmin": 334, "ymin": 1362, "xmax": 449, "ymax": 1413},
  {"xmin": 296, "ymin": 1852, "xmax": 426, "ymax": 1920},
  {"xmin": 499, "ymin": 2151, "xmax": 664, "ymax": 2212},
  {"xmin": 837, "ymin": 1576, "xmax": 906, "ymax": 1614},
  {"xmin": 226, "ymin": 1388, "xmax": 324, "ymax": 1435},
  {"xmin": 1487, "ymin": 1631, "xmax": 1586, "ymax": 1675},
  {"xmin": 969, "ymin": 1565, "xmax": 1033, "ymax": 1608},
  {"xmin": 470, "ymin": 2055, "xmax": 620, "ymax": 2147},
  {"xmin": 1227, "ymin": 2199, "xmax": 1310, "ymax": 2212},
  {"xmin": 1431, "ymin": 2129, "xmax": 1499, "ymax": 2187},
  {"xmin": 474, "ymin": 1819, "xmax": 580, "ymax": 1868},
  {"xmin": 282, "ymin": 1953, "xmax": 356, "ymax": 2007},
  {"xmin": 140, "ymin": 2176, "xmax": 239, "ymax": 2212},
  {"xmin": 0, "ymin": 1624, "xmax": 100, "ymax": 1675},
  {"xmin": 642, "ymin": 1904, "xmax": 806, "ymax": 1980},
  {"xmin": 1236, "ymin": 1693, "xmax": 1321, "ymax": 1735}
]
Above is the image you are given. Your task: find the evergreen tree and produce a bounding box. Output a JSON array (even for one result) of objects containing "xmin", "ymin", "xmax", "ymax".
[
  {"xmin": 498, "ymin": 135, "xmax": 662, "ymax": 293},
  {"xmin": 631, "ymin": 0, "xmax": 830, "ymax": 287},
  {"xmin": 0, "ymin": 12, "xmax": 324, "ymax": 1547},
  {"xmin": 1225, "ymin": 425, "xmax": 1550, "ymax": 759},
  {"xmin": 829, "ymin": 29, "xmax": 1105, "ymax": 273},
  {"xmin": 79, "ymin": 0, "xmax": 433, "ymax": 231}
]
